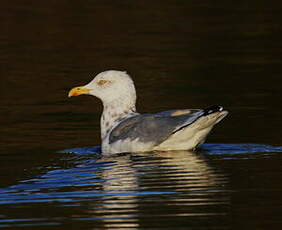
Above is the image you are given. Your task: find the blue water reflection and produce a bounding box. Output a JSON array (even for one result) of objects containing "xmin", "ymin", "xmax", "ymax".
[
  {"xmin": 59, "ymin": 143, "xmax": 282, "ymax": 155},
  {"xmin": 0, "ymin": 144, "xmax": 281, "ymax": 228}
]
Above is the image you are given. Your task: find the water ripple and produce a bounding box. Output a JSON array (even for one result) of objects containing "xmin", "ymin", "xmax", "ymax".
[
  {"xmin": 59, "ymin": 143, "xmax": 282, "ymax": 155},
  {"xmin": 3, "ymin": 144, "xmax": 279, "ymax": 228}
]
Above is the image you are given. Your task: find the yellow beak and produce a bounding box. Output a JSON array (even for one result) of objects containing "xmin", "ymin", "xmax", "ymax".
[{"xmin": 68, "ymin": 86, "xmax": 91, "ymax": 97}]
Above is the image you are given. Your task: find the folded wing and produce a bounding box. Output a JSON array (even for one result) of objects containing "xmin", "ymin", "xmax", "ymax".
[{"xmin": 109, "ymin": 109, "xmax": 205, "ymax": 146}]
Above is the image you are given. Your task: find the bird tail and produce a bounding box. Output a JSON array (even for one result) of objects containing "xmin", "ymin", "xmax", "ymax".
[{"xmin": 203, "ymin": 105, "xmax": 224, "ymax": 116}]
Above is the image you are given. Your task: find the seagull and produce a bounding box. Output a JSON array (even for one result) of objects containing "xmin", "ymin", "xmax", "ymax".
[{"xmin": 68, "ymin": 70, "xmax": 228, "ymax": 155}]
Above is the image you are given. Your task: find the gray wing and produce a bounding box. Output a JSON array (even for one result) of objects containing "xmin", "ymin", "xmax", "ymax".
[
  {"xmin": 109, "ymin": 109, "xmax": 204, "ymax": 145},
  {"xmin": 156, "ymin": 109, "xmax": 203, "ymax": 117}
]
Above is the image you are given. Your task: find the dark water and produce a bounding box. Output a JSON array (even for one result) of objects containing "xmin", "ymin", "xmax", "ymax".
[{"xmin": 1, "ymin": 1, "xmax": 282, "ymax": 229}]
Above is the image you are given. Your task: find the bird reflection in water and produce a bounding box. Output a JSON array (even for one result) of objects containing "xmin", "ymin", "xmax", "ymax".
[
  {"xmin": 86, "ymin": 150, "xmax": 228, "ymax": 229},
  {"xmin": 0, "ymin": 149, "xmax": 229, "ymax": 228}
]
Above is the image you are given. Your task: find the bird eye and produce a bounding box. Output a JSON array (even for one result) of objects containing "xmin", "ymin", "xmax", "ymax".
[{"xmin": 97, "ymin": 80, "xmax": 110, "ymax": 86}]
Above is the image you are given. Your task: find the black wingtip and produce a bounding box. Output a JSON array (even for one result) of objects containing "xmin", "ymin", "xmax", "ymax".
[{"xmin": 203, "ymin": 105, "xmax": 224, "ymax": 116}]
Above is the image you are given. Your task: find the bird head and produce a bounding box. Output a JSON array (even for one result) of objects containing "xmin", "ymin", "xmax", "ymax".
[{"xmin": 68, "ymin": 70, "xmax": 137, "ymax": 105}]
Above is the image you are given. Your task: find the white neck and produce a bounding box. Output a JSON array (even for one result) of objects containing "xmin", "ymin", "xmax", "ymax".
[{"xmin": 100, "ymin": 98, "xmax": 137, "ymax": 140}]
